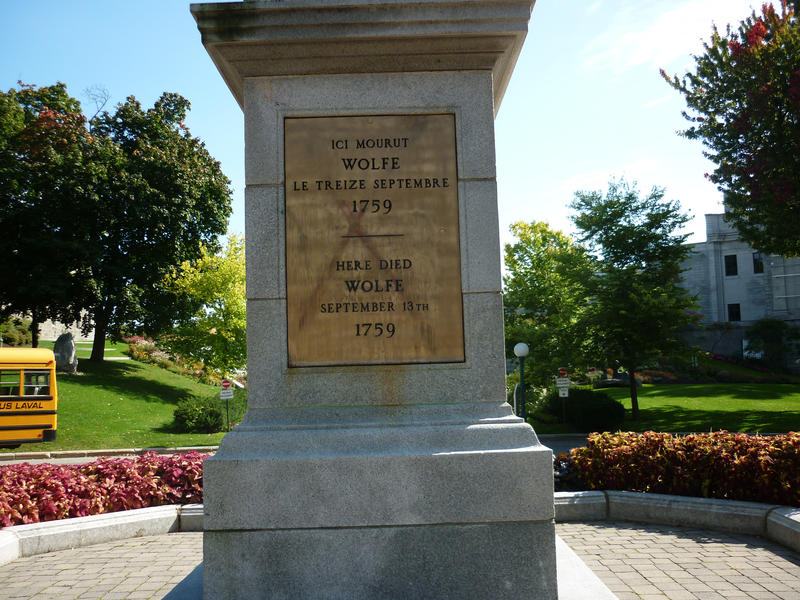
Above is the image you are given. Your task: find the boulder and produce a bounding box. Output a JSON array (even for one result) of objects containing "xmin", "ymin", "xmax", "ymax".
[{"xmin": 53, "ymin": 333, "xmax": 78, "ymax": 373}]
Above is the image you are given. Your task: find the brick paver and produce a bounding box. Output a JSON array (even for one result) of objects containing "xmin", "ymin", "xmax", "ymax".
[
  {"xmin": 557, "ymin": 521, "xmax": 800, "ymax": 600},
  {"xmin": 0, "ymin": 524, "xmax": 798, "ymax": 599},
  {"xmin": 0, "ymin": 533, "xmax": 202, "ymax": 600}
]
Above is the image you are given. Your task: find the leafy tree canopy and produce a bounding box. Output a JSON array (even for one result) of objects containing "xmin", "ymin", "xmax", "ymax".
[
  {"xmin": 503, "ymin": 221, "xmax": 594, "ymax": 387},
  {"xmin": 570, "ymin": 180, "xmax": 698, "ymax": 418},
  {"xmin": 0, "ymin": 82, "xmax": 232, "ymax": 359},
  {"xmin": 161, "ymin": 235, "xmax": 246, "ymax": 377},
  {"xmin": 85, "ymin": 91, "xmax": 232, "ymax": 360},
  {"xmin": 662, "ymin": 1, "xmax": 800, "ymax": 256},
  {"xmin": 0, "ymin": 82, "xmax": 93, "ymax": 345}
]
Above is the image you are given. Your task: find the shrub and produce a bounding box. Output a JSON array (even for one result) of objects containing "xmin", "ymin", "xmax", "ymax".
[
  {"xmin": 173, "ymin": 391, "xmax": 247, "ymax": 434},
  {"xmin": 568, "ymin": 431, "xmax": 800, "ymax": 507},
  {"xmin": 0, "ymin": 316, "xmax": 32, "ymax": 346},
  {"xmin": 567, "ymin": 389, "xmax": 625, "ymax": 432},
  {"xmin": 124, "ymin": 336, "xmax": 241, "ymax": 387},
  {"xmin": 538, "ymin": 387, "xmax": 625, "ymax": 432},
  {"xmin": 0, "ymin": 451, "xmax": 208, "ymax": 527},
  {"xmin": 173, "ymin": 397, "xmax": 225, "ymax": 433}
]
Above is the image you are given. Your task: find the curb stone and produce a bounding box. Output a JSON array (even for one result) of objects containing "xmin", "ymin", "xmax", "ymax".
[
  {"xmin": 1, "ymin": 492, "xmax": 797, "ymax": 568},
  {"xmin": 0, "ymin": 504, "xmax": 204, "ymax": 567},
  {"xmin": 555, "ymin": 490, "xmax": 800, "ymax": 552},
  {"xmin": 0, "ymin": 446, "xmax": 219, "ymax": 462}
]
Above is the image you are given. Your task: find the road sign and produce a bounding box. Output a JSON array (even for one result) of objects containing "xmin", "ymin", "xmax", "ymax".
[
  {"xmin": 558, "ymin": 367, "xmax": 567, "ymax": 377},
  {"xmin": 558, "ymin": 388, "xmax": 569, "ymax": 398},
  {"xmin": 220, "ymin": 388, "xmax": 234, "ymax": 400},
  {"xmin": 221, "ymin": 379, "xmax": 232, "ymax": 390},
  {"xmin": 555, "ymin": 376, "xmax": 570, "ymax": 388}
]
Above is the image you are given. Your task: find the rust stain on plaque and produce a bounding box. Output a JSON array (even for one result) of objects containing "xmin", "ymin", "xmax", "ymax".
[{"xmin": 284, "ymin": 114, "xmax": 464, "ymax": 366}]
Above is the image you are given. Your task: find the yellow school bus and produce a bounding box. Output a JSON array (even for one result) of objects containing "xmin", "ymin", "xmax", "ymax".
[{"xmin": 0, "ymin": 348, "xmax": 58, "ymax": 448}]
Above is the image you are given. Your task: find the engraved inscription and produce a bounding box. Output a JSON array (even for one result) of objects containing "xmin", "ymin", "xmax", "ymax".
[{"xmin": 284, "ymin": 114, "xmax": 464, "ymax": 366}]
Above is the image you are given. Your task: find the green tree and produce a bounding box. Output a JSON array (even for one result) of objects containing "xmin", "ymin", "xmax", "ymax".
[
  {"xmin": 84, "ymin": 92, "xmax": 232, "ymax": 361},
  {"xmin": 0, "ymin": 83, "xmax": 93, "ymax": 345},
  {"xmin": 571, "ymin": 180, "xmax": 698, "ymax": 419},
  {"xmin": 744, "ymin": 318, "xmax": 799, "ymax": 368},
  {"xmin": 0, "ymin": 82, "xmax": 232, "ymax": 359},
  {"xmin": 503, "ymin": 221, "xmax": 594, "ymax": 387},
  {"xmin": 661, "ymin": 2, "xmax": 800, "ymax": 256},
  {"xmin": 161, "ymin": 235, "xmax": 246, "ymax": 377}
]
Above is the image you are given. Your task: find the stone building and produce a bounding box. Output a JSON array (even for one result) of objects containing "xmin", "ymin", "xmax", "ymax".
[
  {"xmin": 38, "ymin": 317, "xmax": 93, "ymax": 342},
  {"xmin": 681, "ymin": 213, "xmax": 800, "ymax": 367}
]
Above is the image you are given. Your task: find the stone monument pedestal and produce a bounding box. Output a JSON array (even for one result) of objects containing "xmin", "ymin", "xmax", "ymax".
[{"xmin": 192, "ymin": 1, "xmax": 556, "ymax": 598}]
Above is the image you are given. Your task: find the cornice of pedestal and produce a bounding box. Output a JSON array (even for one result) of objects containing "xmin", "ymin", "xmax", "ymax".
[{"xmin": 190, "ymin": 0, "xmax": 535, "ymax": 112}]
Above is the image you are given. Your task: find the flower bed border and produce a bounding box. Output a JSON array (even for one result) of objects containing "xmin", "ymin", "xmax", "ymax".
[
  {"xmin": 1, "ymin": 492, "xmax": 797, "ymax": 568},
  {"xmin": 555, "ymin": 490, "xmax": 800, "ymax": 553}
]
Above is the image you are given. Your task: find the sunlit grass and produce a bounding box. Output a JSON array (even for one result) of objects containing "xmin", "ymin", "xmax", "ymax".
[
  {"xmin": 533, "ymin": 383, "xmax": 800, "ymax": 434},
  {"xmin": 0, "ymin": 356, "xmax": 239, "ymax": 452}
]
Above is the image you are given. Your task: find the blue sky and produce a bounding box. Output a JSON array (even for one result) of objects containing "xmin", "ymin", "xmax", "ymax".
[{"xmin": 2, "ymin": 0, "xmax": 760, "ymax": 253}]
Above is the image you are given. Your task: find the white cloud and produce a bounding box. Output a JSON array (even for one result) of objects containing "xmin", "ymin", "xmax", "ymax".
[
  {"xmin": 558, "ymin": 158, "xmax": 662, "ymax": 196},
  {"xmin": 582, "ymin": 0, "xmax": 758, "ymax": 77},
  {"xmin": 587, "ymin": 1, "xmax": 603, "ymax": 16},
  {"xmin": 643, "ymin": 95, "xmax": 673, "ymax": 109}
]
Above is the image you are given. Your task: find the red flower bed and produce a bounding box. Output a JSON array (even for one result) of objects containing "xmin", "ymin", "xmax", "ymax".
[
  {"xmin": 569, "ymin": 431, "xmax": 800, "ymax": 507},
  {"xmin": 0, "ymin": 451, "xmax": 208, "ymax": 527}
]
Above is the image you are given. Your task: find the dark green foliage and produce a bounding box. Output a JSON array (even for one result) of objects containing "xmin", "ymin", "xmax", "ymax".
[
  {"xmin": 173, "ymin": 397, "xmax": 224, "ymax": 433},
  {"xmin": 570, "ymin": 179, "xmax": 698, "ymax": 419},
  {"xmin": 85, "ymin": 92, "xmax": 232, "ymax": 360},
  {"xmin": 662, "ymin": 3, "xmax": 800, "ymax": 256},
  {"xmin": 173, "ymin": 391, "xmax": 247, "ymax": 434},
  {"xmin": 0, "ymin": 82, "xmax": 233, "ymax": 360},
  {"xmin": 503, "ymin": 222, "xmax": 594, "ymax": 386},
  {"xmin": 0, "ymin": 83, "xmax": 93, "ymax": 344},
  {"xmin": 745, "ymin": 318, "xmax": 800, "ymax": 368},
  {"xmin": 538, "ymin": 387, "xmax": 625, "ymax": 433},
  {"xmin": 0, "ymin": 316, "xmax": 32, "ymax": 346}
]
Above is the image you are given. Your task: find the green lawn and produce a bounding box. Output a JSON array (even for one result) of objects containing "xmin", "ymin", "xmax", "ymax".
[
  {"xmin": 37, "ymin": 339, "xmax": 129, "ymax": 360},
  {"xmin": 6, "ymin": 345, "xmax": 800, "ymax": 451},
  {"xmin": 0, "ymin": 358, "xmax": 230, "ymax": 453},
  {"xmin": 534, "ymin": 383, "xmax": 800, "ymax": 434}
]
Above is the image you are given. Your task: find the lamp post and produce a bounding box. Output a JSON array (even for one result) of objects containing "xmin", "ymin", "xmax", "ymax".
[{"xmin": 513, "ymin": 342, "xmax": 529, "ymax": 421}]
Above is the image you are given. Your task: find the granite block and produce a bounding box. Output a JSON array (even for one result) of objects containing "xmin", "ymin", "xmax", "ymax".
[
  {"xmin": 554, "ymin": 490, "xmax": 608, "ymax": 522},
  {"xmin": 204, "ymin": 436, "xmax": 553, "ymax": 530},
  {"xmin": 606, "ymin": 491, "xmax": 776, "ymax": 535},
  {"xmin": 766, "ymin": 506, "xmax": 800, "ymax": 553},
  {"xmin": 460, "ymin": 179, "xmax": 503, "ymax": 293},
  {"xmin": 0, "ymin": 531, "xmax": 19, "ymax": 566},
  {"xmin": 245, "ymin": 293, "xmax": 506, "ymax": 410},
  {"xmin": 244, "ymin": 184, "xmax": 284, "ymax": 299},
  {"xmin": 9, "ymin": 505, "xmax": 179, "ymax": 557},
  {"xmin": 203, "ymin": 520, "xmax": 557, "ymax": 600}
]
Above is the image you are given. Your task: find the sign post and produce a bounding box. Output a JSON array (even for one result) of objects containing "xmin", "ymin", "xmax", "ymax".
[
  {"xmin": 555, "ymin": 369, "xmax": 570, "ymax": 422},
  {"xmin": 220, "ymin": 379, "xmax": 234, "ymax": 431}
]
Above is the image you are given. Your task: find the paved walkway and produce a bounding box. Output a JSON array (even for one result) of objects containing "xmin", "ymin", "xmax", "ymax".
[
  {"xmin": 0, "ymin": 522, "xmax": 798, "ymax": 599},
  {"xmin": 0, "ymin": 533, "xmax": 202, "ymax": 600},
  {"xmin": 558, "ymin": 522, "xmax": 800, "ymax": 600}
]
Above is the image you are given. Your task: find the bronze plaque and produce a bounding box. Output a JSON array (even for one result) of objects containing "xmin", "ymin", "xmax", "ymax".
[{"xmin": 284, "ymin": 114, "xmax": 464, "ymax": 366}]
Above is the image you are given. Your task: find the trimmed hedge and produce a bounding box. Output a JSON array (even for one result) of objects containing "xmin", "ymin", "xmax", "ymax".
[
  {"xmin": 173, "ymin": 392, "xmax": 247, "ymax": 433},
  {"xmin": 0, "ymin": 451, "xmax": 208, "ymax": 527},
  {"xmin": 565, "ymin": 431, "xmax": 800, "ymax": 507},
  {"xmin": 537, "ymin": 387, "xmax": 626, "ymax": 432}
]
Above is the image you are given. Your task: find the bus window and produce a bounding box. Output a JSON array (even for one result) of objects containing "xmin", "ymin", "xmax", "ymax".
[
  {"xmin": 0, "ymin": 370, "xmax": 20, "ymax": 397},
  {"xmin": 24, "ymin": 370, "xmax": 51, "ymax": 397}
]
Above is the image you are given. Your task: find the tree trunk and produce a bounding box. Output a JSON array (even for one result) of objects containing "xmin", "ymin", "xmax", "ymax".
[
  {"xmin": 90, "ymin": 313, "xmax": 107, "ymax": 362},
  {"xmin": 629, "ymin": 368, "xmax": 640, "ymax": 420},
  {"xmin": 30, "ymin": 311, "xmax": 40, "ymax": 348}
]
